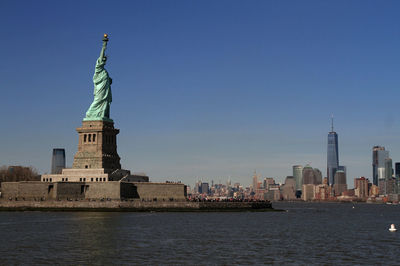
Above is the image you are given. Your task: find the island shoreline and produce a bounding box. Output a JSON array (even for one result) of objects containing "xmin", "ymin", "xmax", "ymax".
[{"xmin": 0, "ymin": 200, "xmax": 282, "ymax": 212}]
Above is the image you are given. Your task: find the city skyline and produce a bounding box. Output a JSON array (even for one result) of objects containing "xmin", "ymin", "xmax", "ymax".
[{"xmin": 2, "ymin": 1, "xmax": 400, "ymax": 186}]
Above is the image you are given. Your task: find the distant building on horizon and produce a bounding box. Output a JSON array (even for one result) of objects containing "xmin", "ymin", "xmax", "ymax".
[
  {"xmin": 292, "ymin": 165, "xmax": 303, "ymax": 191},
  {"xmin": 313, "ymin": 168, "xmax": 322, "ymax": 185},
  {"xmin": 252, "ymin": 171, "xmax": 258, "ymax": 192},
  {"xmin": 302, "ymin": 184, "xmax": 315, "ymax": 201},
  {"xmin": 378, "ymin": 157, "xmax": 394, "ymax": 195},
  {"xmin": 395, "ymin": 162, "xmax": 400, "ymax": 178},
  {"xmin": 280, "ymin": 176, "xmax": 296, "ymax": 200},
  {"xmin": 302, "ymin": 165, "xmax": 322, "ymax": 186},
  {"xmin": 395, "ymin": 162, "xmax": 400, "ymax": 194},
  {"xmin": 327, "ymin": 116, "xmax": 339, "ymax": 185},
  {"xmin": 378, "ymin": 178, "xmax": 395, "ymax": 196},
  {"xmin": 333, "ymin": 170, "xmax": 347, "ymax": 196},
  {"xmin": 303, "ymin": 164, "xmax": 315, "ymax": 185},
  {"xmin": 372, "ymin": 146, "xmax": 389, "ymax": 186},
  {"xmin": 199, "ymin": 182, "xmax": 209, "ymax": 195},
  {"xmin": 354, "ymin": 177, "xmax": 369, "ymax": 199},
  {"xmin": 263, "ymin": 177, "xmax": 275, "ymax": 191},
  {"xmin": 51, "ymin": 148, "xmax": 65, "ymax": 174},
  {"xmin": 385, "ymin": 157, "xmax": 393, "ymax": 180},
  {"xmin": 338, "ymin": 165, "xmax": 346, "ymax": 174}
]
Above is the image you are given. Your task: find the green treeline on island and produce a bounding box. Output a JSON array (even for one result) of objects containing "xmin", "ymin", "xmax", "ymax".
[{"xmin": 0, "ymin": 166, "xmax": 40, "ymax": 189}]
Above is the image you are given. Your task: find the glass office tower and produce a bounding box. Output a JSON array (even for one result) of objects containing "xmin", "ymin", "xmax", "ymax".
[
  {"xmin": 372, "ymin": 146, "xmax": 389, "ymax": 186},
  {"xmin": 395, "ymin": 162, "xmax": 400, "ymax": 178},
  {"xmin": 385, "ymin": 157, "xmax": 393, "ymax": 180},
  {"xmin": 327, "ymin": 118, "xmax": 339, "ymax": 186},
  {"xmin": 51, "ymin": 148, "xmax": 66, "ymax": 174},
  {"xmin": 292, "ymin": 165, "xmax": 303, "ymax": 191},
  {"xmin": 395, "ymin": 162, "xmax": 400, "ymax": 194}
]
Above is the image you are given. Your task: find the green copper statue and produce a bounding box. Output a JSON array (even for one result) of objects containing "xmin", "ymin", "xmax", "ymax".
[{"xmin": 84, "ymin": 34, "xmax": 113, "ymax": 122}]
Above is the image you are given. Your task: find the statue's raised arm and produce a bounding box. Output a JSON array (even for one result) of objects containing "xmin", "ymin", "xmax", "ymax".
[
  {"xmin": 99, "ymin": 34, "xmax": 108, "ymax": 62},
  {"xmin": 84, "ymin": 34, "xmax": 113, "ymax": 122}
]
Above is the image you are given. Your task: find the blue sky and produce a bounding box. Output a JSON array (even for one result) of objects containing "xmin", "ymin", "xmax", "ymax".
[{"xmin": 1, "ymin": 0, "xmax": 400, "ymax": 187}]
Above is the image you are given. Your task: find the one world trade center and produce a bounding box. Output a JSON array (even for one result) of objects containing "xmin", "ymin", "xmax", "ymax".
[{"xmin": 327, "ymin": 116, "xmax": 339, "ymax": 185}]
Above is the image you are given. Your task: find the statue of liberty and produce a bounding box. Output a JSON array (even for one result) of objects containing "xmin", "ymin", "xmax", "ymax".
[{"xmin": 84, "ymin": 34, "xmax": 113, "ymax": 122}]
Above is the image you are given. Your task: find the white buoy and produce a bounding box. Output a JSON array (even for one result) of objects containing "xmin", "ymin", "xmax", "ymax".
[{"xmin": 389, "ymin": 224, "xmax": 397, "ymax": 232}]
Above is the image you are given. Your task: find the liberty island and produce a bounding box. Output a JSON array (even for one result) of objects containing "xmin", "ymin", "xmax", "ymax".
[{"xmin": 0, "ymin": 35, "xmax": 272, "ymax": 212}]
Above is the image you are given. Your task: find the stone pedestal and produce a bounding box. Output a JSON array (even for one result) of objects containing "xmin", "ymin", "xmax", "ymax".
[
  {"xmin": 72, "ymin": 120, "xmax": 121, "ymax": 172},
  {"xmin": 41, "ymin": 120, "xmax": 150, "ymax": 183}
]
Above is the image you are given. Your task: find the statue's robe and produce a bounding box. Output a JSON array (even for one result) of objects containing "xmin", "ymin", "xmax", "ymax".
[{"xmin": 85, "ymin": 57, "xmax": 112, "ymax": 120}]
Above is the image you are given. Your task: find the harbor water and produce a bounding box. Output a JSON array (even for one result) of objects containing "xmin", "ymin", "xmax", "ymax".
[{"xmin": 0, "ymin": 202, "xmax": 399, "ymax": 265}]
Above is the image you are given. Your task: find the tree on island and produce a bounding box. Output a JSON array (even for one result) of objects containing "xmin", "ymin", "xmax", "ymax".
[{"xmin": 0, "ymin": 165, "xmax": 40, "ymax": 188}]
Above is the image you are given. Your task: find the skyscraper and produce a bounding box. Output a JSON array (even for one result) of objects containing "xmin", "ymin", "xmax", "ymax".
[
  {"xmin": 395, "ymin": 162, "xmax": 400, "ymax": 194},
  {"xmin": 252, "ymin": 171, "xmax": 258, "ymax": 192},
  {"xmin": 327, "ymin": 116, "xmax": 339, "ymax": 185},
  {"xmin": 280, "ymin": 176, "xmax": 296, "ymax": 200},
  {"xmin": 201, "ymin": 182, "xmax": 209, "ymax": 195},
  {"xmin": 301, "ymin": 165, "xmax": 322, "ymax": 185},
  {"xmin": 263, "ymin": 177, "xmax": 275, "ymax": 191},
  {"xmin": 302, "ymin": 164, "xmax": 315, "ymax": 185},
  {"xmin": 333, "ymin": 170, "xmax": 347, "ymax": 196},
  {"xmin": 354, "ymin": 177, "xmax": 369, "ymax": 199},
  {"xmin": 372, "ymin": 146, "xmax": 389, "ymax": 186},
  {"xmin": 395, "ymin": 162, "xmax": 400, "ymax": 178},
  {"xmin": 313, "ymin": 168, "xmax": 322, "ymax": 185},
  {"xmin": 292, "ymin": 165, "xmax": 303, "ymax": 191},
  {"xmin": 51, "ymin": 148, "xmax": 66, "ymax": 174},
  {"xmin": 338, "ymin": 165, "xmax": 346, "ymax": 174},
  {"xmin": 385, "ymin": 157, "xmax": 393, "ymax": 180},
  {"xmin": 383, "ymin": 157, "xmax": 394, "ymax": 195}
]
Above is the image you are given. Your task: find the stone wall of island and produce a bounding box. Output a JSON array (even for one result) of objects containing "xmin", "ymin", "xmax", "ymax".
[
  {"xmin": 1, "ymin": 181, "xmax": 186, "ymax": 201},
  {"xmin": 0, "ymin": 199, "xmax": 273, "ymax": 212}
]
